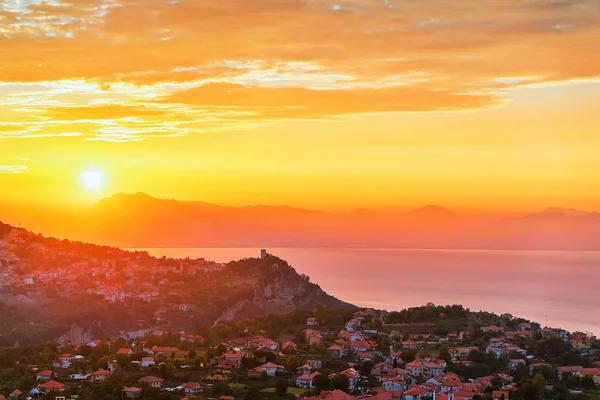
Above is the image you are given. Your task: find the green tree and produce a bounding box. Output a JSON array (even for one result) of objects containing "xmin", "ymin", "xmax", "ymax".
[
  {"xmin": 160, "ymin": 363, "xmax": 175, "ymax": 380},
  {"xmin": 212, "ymin": 381, "xmax": 233, "ymax": 398},
  {"xmin": 490, "ymin": 376, "xmax": 503, "ymax": 389},
  {"xmin": 116, "ymin": 354, "xmax": 130, "ymax": 369},
  {"xmin": 532, "ymin": 373, "xmax": 547, "ymax": 388},
  {"xmin": 313, "ymin": 374, "xmax": 330, "ymax": 391},
  {"xmin": 402, "ymin": 350, "xmax": 416, "ymax": 363},
  {"xmin": 142, "ymin": 387, "xmax": 161, "ymax": 400},
  {"xmin": 330, "ymin": 375, "xmax": 350, "ymax": 392},
  {"xmin": 286, "ymin": 356, "xmax": 299, "ymax": 371},
  {"xmin": 359, "ymin": 361, "xmax": 373, "ymax": 376},
  {"xmin": 536, "ymin": 365, "xmax": 556, "ymax": 382},
  {"xmin": 275, "ymin": 380, "xmax": 289, "ymax": 397},
  {"xmin": 243, "ymin": 387, "xmax": 264, "ymax": 400},
  {"xmin": 439, "ymin": 347, "xmax": 451, "ymax": 363},
  {"xmin": 565, "ymin": 374, "xmax": 581, "ymax": 389},
  {"xmin": 581, "ymin": 375, "xmax": 595, "ymax": 390}
]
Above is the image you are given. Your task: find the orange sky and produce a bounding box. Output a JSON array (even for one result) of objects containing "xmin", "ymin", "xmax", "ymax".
[{"xmin": 1, "ymin": 0, "xmax": 600, "ymax": 212}]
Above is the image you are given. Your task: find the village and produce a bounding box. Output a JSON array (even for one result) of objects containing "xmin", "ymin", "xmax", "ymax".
[
  {"xmin": 0, "ymin": 226, "xmax": 224, "ymax": 304},
  {"xmin": 0, "ymin": 225, "xmax": 348, "ymax": 348},
  {"xmin": 2, "ymin": 225, "xmax": 600, "ymax": 400},
  {"xmin": 0, "ymin": 303, "xmax": 598, "ymax": 400}
]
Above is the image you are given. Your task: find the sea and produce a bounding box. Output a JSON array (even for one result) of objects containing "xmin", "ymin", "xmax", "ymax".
[{"xmin": 127, "ymin": 247, "xmax": 600, "ymax": 335}]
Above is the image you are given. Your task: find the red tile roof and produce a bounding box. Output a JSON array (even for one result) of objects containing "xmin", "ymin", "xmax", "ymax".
[
  {"xmin": 304, "ymin": 389, "xmax": 355, "ymax": 400},
  {"xmin": 139, "ymin": 376, "xmax": 165, "ymax": 383},
  {"xmin": 340, "ymin": 368, "xmax": 359, "ymax": 379},
  {"xmin": 406, "ymin": 361, "xmax": 423, "ymax": 368},
  {"xmin": 92, "ymin": 369, "xmax": 111, "ymax": 376},
  {"xmin": 37, "ymin": 370, "xmax": 53, "ymax": 376},
  {"xmin": 123, "ymin": 387, "xmax": 142, "ymax": 393},
  {"xmin": 579, "ymin": 368, "xmax": 600, "ymax": 376},
  {"xmin": 40, "ymin": 380, "xmax": 65, "ymax": 389},
  {"xmin": 298, "ymin": 372, "xmax": 321, "ymax": 380},
  {"xmin": 404, "ymin": 388, "xmax": 430, "ymax": 396},
  {"xmin": 151, "ymin": 346, "xmax": 180, "ymax": 353}
]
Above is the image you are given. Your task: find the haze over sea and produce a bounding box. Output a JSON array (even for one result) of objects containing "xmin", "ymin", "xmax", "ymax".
[{"xmin": 130, "ymin": 247, "xmax": 600, "ymax": 335}]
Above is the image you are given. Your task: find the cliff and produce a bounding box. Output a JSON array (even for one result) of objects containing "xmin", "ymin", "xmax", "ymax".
[{"xmin": 210, "ymin": 255, "xmax": 354, "ymax": 327}]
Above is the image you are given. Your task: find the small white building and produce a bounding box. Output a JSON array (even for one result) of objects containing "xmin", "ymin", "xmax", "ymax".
[
  {"xmin": 141, "ymin": 357, "xmax": 155, "ymax": 368},
  {"xmin": 296, "ymin": 372, "xmax": 320, "ymax": 389}
]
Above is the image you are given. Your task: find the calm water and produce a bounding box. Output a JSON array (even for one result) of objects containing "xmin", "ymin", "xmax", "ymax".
[{"xmin": 129, "ymin": 247, "xmax": 600, "ymax": 335}]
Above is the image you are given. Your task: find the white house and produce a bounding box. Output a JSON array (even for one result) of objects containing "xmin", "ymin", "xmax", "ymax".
[
  {"xmin": 36, "ymin": 370, "xmax": 53, "ymax": 382},
  {"xmin": 183, "ymin": 382, "xmax": 202, "ymax": 394},
  {"xmin": 260, "ymin": 363, "xmax": 281, "ymax": 377},
  {"xmin": 508, "ymin": 359, "xmax": 526, "ymax": 370},
  {"xmin": 177, "ymin": 304, "xmax": 189, "ymax": 312},
  {"xmin": 297, "ymin": 372, "xmax": 321, "ymax": 389},
  {"xmin": 138, "ymin": 376, "xmax": 165, "ymax": 388},
  {"xmin": 345, "ymin": 319, "xmax": 361, "ymax": 332},
  {"xmin": 518, "ymin": 323, "xmax": 532, "ymax": 331},
  {"xmin": 404, "ymin": 387, "xmax": 431, "ymax": 400},
  {"xmin": 382, "ymin": 378, "xmax": 406, "ymax": 392},
  {"xmin": 55, "ymin": 353, "xmax": 74, "ymax": 368},
  {"xmin": 339, "ymin": 368, "xmax": 360, "ymax": 390},
  {"xmin": 141, "ymin": 357, "xmax": 155, "ymax": 368}
]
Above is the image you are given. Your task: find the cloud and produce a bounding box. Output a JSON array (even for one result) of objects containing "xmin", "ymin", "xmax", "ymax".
[
  {"xmin": 164, "ymin": 81, "xmax": 499, "ymax": 118},
  {"xmin": 43, "ymin": 105, "xmax": 169, "ymax": 120},
  {"xmin": 0, "ymin": 165, "xmax": 28, "ymax": 174},
  {"xmin": 1, "ymin": 0, "xmax": 599, "ymax": 140}
]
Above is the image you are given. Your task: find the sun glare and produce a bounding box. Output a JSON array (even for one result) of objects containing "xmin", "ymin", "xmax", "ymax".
[{"xmin": 80, "ymin": 167, "xmax": 106, "ymax": 191}]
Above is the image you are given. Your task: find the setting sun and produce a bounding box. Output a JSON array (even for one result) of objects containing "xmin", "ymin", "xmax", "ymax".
[{"xmin": 80, "ymin": 167, "xmax": 106, "ymax": 192}]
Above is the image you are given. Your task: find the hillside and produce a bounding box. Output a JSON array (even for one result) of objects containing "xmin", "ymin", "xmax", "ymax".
[
  {"xmin": 0, "ymin": 301, "xmax": 598, "ymax": 400},
  {"xmin": 0, "ymin": 221, "xmax": 354, "ymax": 346},
  {"xmin": 2, "ymin": 193, "xmax": 600, "ymax": 250}
]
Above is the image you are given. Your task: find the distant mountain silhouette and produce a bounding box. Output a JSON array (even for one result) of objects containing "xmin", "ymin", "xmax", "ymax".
[
  {"xmin": 1, "ymin": 193, "xmax": 599, "ymax": 250},
  {"xmin": 522, "ymin": 207, "xmax": 600, "ymax": 220},
  {"xmin": 405, "ymin": 205, "xmax": 456, "ymax": 219}
]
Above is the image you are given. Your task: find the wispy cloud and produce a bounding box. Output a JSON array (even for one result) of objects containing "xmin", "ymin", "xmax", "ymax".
[
  {"xmin": 1, "ymin": 0, "xmax": 599, "ymax": 141},
  {"xmin": 0, "ymin": 164, "xmax": 28, "ymax": 173}
]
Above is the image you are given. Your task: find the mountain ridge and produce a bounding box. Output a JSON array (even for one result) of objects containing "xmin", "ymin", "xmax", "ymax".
[{"xmin": 1, "ymin": 193, "xmax": 599, "ymax": 250}]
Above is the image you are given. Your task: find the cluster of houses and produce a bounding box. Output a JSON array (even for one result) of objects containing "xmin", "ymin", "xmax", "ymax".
[
  {"xmin": 180, "ymin": 308, "xmax": 597, "ymax": 400},
  {"xmin": 0, "ymin": 227, "xmax": 223, "ymax": 302},
  {"xmin": 294, "ymin": 312, "xmax": 597, "ymax": 400},
  {"xmin": 4, "ymin": 340, "xmax": 209, "ymax": 400},
  {"xmin": 295, "ymin": 311, "xmax": 598, "ymax": 399},
  {"xmin": 1, "ymin": 305, "xmax": 598, "ymax": 400}
]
